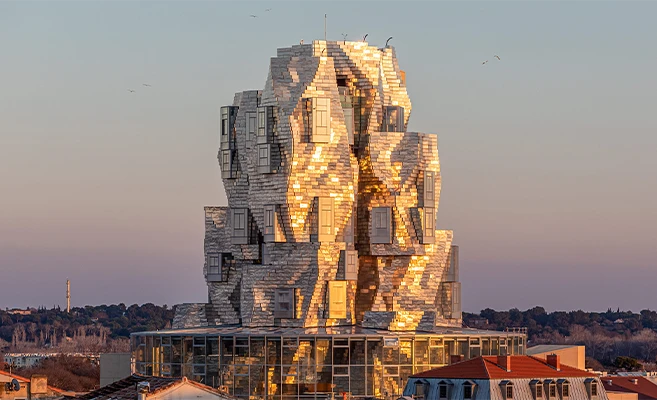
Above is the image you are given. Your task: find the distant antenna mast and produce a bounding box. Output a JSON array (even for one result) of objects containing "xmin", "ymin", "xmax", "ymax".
[
  {"xmin": 66, "ymin": 279, "xmax": 70, "ymax": 313},
  {"xmin": 324, "ymin": 14, "xmax": 327, "ymax": 42}
]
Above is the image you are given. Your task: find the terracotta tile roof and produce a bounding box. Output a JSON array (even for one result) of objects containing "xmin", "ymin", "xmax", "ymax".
[
  {"xmin": 0, "ymin": 369, "xmax": 68, "ymax": 394},
  {"xmin": 73, "ymin": 374, "xmax": 232, "ymax": 400},
  {"xmin": 411, "ymin": 356, "xmax": 597, "ymax": 380},
  {"xmin": 602, "ymin": 376, "xmax": 657, "ymax": 400}
]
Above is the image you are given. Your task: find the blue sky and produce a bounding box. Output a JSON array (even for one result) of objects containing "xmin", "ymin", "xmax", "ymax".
[{"xmin": 1, "ymin": 1, "xmax": 655, "ymax": 312}]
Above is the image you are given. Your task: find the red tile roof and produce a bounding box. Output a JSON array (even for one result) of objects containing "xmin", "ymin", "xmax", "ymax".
[
  {"xmin": 411, "ymin": 356, "xmax": 597, "ymax": 380},
  {"xmin": 602, "ymin": 376, "xmax": 657, "ymax": 400},
  {"xmin": 0, "ymin": 369, "xmax": 68, "ymax": 394}
]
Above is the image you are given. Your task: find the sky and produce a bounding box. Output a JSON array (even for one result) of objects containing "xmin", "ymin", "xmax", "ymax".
[{"xmin": 1, "ymin": 1, "xmax": 655, "ymax": 313}]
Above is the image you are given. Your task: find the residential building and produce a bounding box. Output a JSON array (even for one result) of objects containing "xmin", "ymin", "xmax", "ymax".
[
  {"xmin": 403, "ymin": 354, "xmax": 607, "ymax": 400},
  {"xmin": 602, "ymin": 376, "xmax": 657, "ymax": 400},
  {"xmin": 70, "ymin": 374, "xmax": 234, "ymax": 400},
  {"xmin": 131, "ymin": 40, "xmax": 527, "ymax": 400},
  {"xmin": 527, "ymin": 345, "xmax": 586, "ymax": 370},
  {"xmin": 0, "ymin": 370, "xmax": 68, "ymax": 400}
]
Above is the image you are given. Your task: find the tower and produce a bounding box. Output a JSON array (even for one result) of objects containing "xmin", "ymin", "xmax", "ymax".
[{"xmin": 66, "ymin": 279, "xmax": 70, "ymax": 313}]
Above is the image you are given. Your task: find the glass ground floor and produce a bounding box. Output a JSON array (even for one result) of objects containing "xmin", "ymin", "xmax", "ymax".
[{"xmin": 132, "ymin": 326, "xmax": 526, "ymax": 400}]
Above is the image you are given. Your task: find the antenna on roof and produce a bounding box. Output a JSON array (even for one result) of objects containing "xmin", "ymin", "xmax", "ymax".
[{"xmin": 324, "ymin": 14, "xmax": 327, "ymax": 42}]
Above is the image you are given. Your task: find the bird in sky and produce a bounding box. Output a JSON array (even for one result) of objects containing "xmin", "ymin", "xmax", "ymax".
[
  {"xmin": 249, "ymin": 14, "xmax": 257, "ymax": 18},
  {"xmin": 128, "ymin": 89, "xmax": 136, "ymax": 93},
  {"xmin": 494, "ymin": 55, "xmax": 501, "ymax": 60},
  {"xmin": 385, "ymin": 36, "xmax": 393, "ymax": 47},
  {"xmin": 142, "ymin": 83, "xmax": 151, "ymax": 87},
  {"xmin": 482, "ymin": 60, "xmax": 488, "ymax": 65},
  {"xmin": 363, "ymin": 33, "xmax": 368, "ymax": 41},
  {"xmin": 265, "ymin": 8, "xmax": 272, "ymax": 12}
]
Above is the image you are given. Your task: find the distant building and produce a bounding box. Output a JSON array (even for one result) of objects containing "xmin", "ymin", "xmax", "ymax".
[
  {"xmin": 0, "ymin": 370, "xmax": 68, "ymax": 400},
  {"xmin": 527, "ymin": 345, "xmax": 586, "ymax": 370},
  {"xmin": 602, "ymin": 376, "xmax": 657, "ymax": 400},
  {"xmin": 70, "ymin": 374, "xmax": 234, "ymax": 400},
  {"xmin": 100, "ymin": 353, "xmax": 133, "ymax": 387},
  {"xmin": 3, "ymin": 353, "xmax": 99, "ymax": 369},
  {"xmin": 5, "ymin": 309, "xmax": 33, "ymax": 316},
  {"xmin": 403, "ymin": 354, "xmax": 607, "ymax": 400}
]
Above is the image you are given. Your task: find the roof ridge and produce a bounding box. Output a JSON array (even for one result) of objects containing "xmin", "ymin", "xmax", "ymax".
[{"xmin": 480, "ymin": 357, "xmax": 494, "ymax": 378}]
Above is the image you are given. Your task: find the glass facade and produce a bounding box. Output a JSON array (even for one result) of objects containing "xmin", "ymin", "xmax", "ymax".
[{"xmin": 132, "ymin": 327, "xmax": 525, "ymax": 400}]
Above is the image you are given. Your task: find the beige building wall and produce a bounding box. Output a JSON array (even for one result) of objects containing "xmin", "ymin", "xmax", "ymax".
[
  {"xmin": 100, "ymin": 353, "xmax": 133, "ymax": 387},
  {"xmin": 527, "ymin": 345, "xmax": 585, "ymax": 370},
  {"xmin": 606, "ymin": 391, "xmax": 639, "ymax": 400}
]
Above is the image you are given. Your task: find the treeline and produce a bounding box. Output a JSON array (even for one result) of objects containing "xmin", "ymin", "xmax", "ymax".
[
  {"xmin": 0, "ymin": 303, "xmax": 174, "ymax": 353},
  {"xmin": 17, "ymin": 355, "xmax": 100, "ymax": 392},
  {"xmin": 465, "ymin": 307, "xmax": 657, "ymax": 369}
]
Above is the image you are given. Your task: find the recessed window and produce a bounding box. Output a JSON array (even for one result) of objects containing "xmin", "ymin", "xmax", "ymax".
[
  {"xmin": 220, "ymin": 106, "xmax": 238, "ymax": 150},
  {"xmin": 507, "ymin": 385, "xmax": 514, "ymax": 399},
  {"xmin": 423, "ymin": 170, "xmax": 435, "ymax": 205},
  {"xmin": 537, "ymin": 385, "xmax": 543, "ymax": 398},
  {"xmin": 423, "ymin": 207, "xmax": 435, "ymax": 244},
  {"xmin": 439, "ymin": 383, "xmax": 449, "ymax": 400},
  {"xmin": 464, "ymin": 383, "xmax": 473, "ymax": 399},
  {"xmin": 207, "ymin": 253, "xmax": 231, "ymax": 282},
  {"xmin": 371, "ymin": 207, "xmax": 392, "ymax": 244},
  {"xmin": 343, "ymin": 250, "xmax": 358, "ymax": 280},
  {"xmin": 274, "ymin": 288, "xmax": 295, "ymax": 319},
  {"xmin": 246, "ymin": 112, "xmax": 257, "ymax": 142},
  {"xmin": 221, "ymin": 150, "xmax": 237, "ymax": 179},
  {"xmin": 591, "ymin": 383, "xmax": 597, "ymax": 397},
  {"xmin": 258, "ymin": 144, "xmax": 272, "ymax": 173},
  {"xmin": 257, "ymin": 106, "xmax": 273, "ymax": 144},
  {"xmin": 382, "ymin": 106, "xmax": 404, "ymax": 132},
  {"xmin": 231, "ymin": 208, "xmax": 249, "ymax": 244},
  {"xmin": 501, "ymin": 381, "xmax": 514, "ymax": 400}
]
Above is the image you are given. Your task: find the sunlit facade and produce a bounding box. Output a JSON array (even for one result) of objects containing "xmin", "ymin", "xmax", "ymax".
[{"xmin": 131, "ymin": 40, "xmax": 526, "ymax": 400}]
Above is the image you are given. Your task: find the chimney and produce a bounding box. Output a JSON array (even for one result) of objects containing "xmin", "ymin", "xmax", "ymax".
[
  {"xmin": 497, "ymin": 355, "xmax": 511, "ymax": 372},
  {"xmin": 450, "ymin": 355, "xmax": 464, "ymax": 365},
  {"xmin": 136, "ymin": 381, "xmax": 150, "ymax": 400},
  {"xmin": 547, "ymin": 354, "xmax": 561, "ymax": 371}
]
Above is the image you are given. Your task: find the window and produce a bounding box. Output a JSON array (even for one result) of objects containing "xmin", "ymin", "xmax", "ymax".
[
  {"xmin": 317, "ymin": 197, "xmax": 334, "ymax": 242},
  {"xmin": 371, "ymin": 207, "xmax": 392, "ymax": 244},
  {"xmin": 414, "ymin": 382, "xmax": 426, "ymax": 399},
  {"xmin": 264, "ymin": 205, "xmax": 275, "ymax": 235},
  {"xmin": 537, "ymin": 385, "xmax": 543, "ymax": 398},
  {"xmin": 328, "ymin": 281, "xmax": 347, "ymax": 319},
  {"xmin": 231, "ymin": 208, "xmax": 248, "ymax": 244},
  {"xmin": 312, "ymin": 98, "xmax": 331, "ymax": 142},
  {"xmin": 440, "ymin": 385, "xmax": 448, "ymax": 399},
  {"xmin": 547, "ymin": 382, "xmax": 557, "ymax": 399},
  {"xmin": 423, "ymin": 170, "xmax": 435, "ymax": 205},
  {"xmin": 220, "ymin": 106, "xmax": 238, "ymax": 150},
  {"xmin": 591, "ymin": 383, "xmax": 597, "ymax": 396},
  {"xmin": 500, "ymin": 381, "xmax": 514, "ymax": 400},
  {"xmin": 560, "ymin": 381, "xmax": 570, "ymax": 398},
  {"xmin": 257, "ymin": 106, "xmax": 268, "ymax": 143},
  {"xmin": 447, "ymin": 245, "xmax": 459, "ymax": 281},
  {"xmin": 343, "ymin": 250, "xmax": 358, "ymax": 280},
  {"xmin": 343, "ymin": 107, "xmax": 355, "ymax": 145},
  {"xmin": 246, "ymin": 112, "xmax": 257, "ymax": 142},
  {"xmin": 221, "ymin": 150, "xmax": 236, "ymax": 179},
  {"xmin": 382, "ymin": 106, "xmax": 404, "ymax": 132},
  {"xmin": 274, "ymin": 288, "xmax": 295, "ymax": 319},
  {"xmin": 423, "ymin": 207, "xmax": 435, "ymax": 244},
  {"xmin": 207, "ymin": 253, "xmax": 231, "ymax": 282},
  {"xmin": 531, "ymin": 380, "xmax": 543, "ymax": 399},
  {"xmin": 258, "ymin": 144, "xmax": 272, "ymax": 173},
  {"xmin": 464, "ymin": 382, "xmax": 473, "ymax": 399}
]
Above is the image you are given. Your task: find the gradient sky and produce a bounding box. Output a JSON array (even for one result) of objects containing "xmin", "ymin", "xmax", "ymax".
[{"xmin": 1, "ymin": 1, "xmax": 655, "ymax": 313}]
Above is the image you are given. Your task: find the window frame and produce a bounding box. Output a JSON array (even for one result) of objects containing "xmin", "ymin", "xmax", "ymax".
[
  {"xmin": 274, "ymin": 288, "xmax": 295, "ymax": 319},
  {"xmin": 317, "ymin": 197, "xmax": 334, "ymax": 242},
  {"xmin": 371, "ymin": 207, "xmax": 392, "ymax": 244},
  {"xmin": 328, "ymin": 280, "xmax": 347, "ymax": 319}
]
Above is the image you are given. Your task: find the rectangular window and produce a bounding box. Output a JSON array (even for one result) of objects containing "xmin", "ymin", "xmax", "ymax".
[
  {"xmin": 343, "ymin": 250, "xmax": 358, "ymax": 280},
  {"xmin": 220, "ymin": 106, "xmax": 238, "ymax": 150},
  {"xmin": 328, "ymin": 281, "xmax": 347, "ymax": 319},
  {"xmin": 257, "ymin": 144, "xmax": 271, "ymax": 173},
  {"xmin": 221, "ymin": 150, "xmax": 236, "ymax": 179},
  {"xmin": 207, "ymin": 253, "xmax": 220, "ymax": 276},
  {"xmin": 246, "ymin": 112, "xmax": 257, "ymax": 142},
  {"xmin": 562, "ymin": 384, "xmax": 569, "ymax": 398},
  {"xmin": 451, "ymin": 282, "xmax": 462, "ymax": 318},
  {"xmin": 424, "ymin": 170, "xmax": 435, "ymax": 205},
  {"xmin": 274, "ymin": 288, "xmax": 295, "ymax": 319},
  {"xmin": 343, "ymin": 107, "xmax": 354, "ymax": 145},
  {"xmin": 317, "ymin": 197, "xmax": 334, "ymax": 242},
  {"xmin": 257, "ymin": 107, "xmax": 266, "ymax": 140},
  {"xmin": 439, "ymin": 385, "xmax": 447, "ymax": 399},
  {"xmin": 423, "ymin": 207, "xmax": 435, "ymax": 244},
  {"xmin": 506, "ymin": 385, "xmax": 514, "ymax": 399},
  {"xmin": 549, "ymin": 385, "xmax": 556, "ymax": 398},
  {"xmin": 207, "ymin": 253, "xmax": 230, "ymax": 282},
  {"xmin": 536, "ymin": 385, "xmax": 543, "ymax": 398},
  {"xmin": 371, "ymin": 207, "xmax": 392, "ymax": 244},
  {"xmin": 382, "ymin": 106, "xmax": 404, "ymax": 132},
  {"xmin": 312, "ymin": 98, "xmax": 331, "ymax": 142},
  {"xmin": 264, "ymin": 205, "xmax": 274, "ymax": 234},
  {"xmin": 591, "ymin": 383, "xmax": 597, "ymax": 397},
  {"xmin": 231, "ymin": 208, "xmax": 248, "ymax": 244},
  {"xmin": 415, "ymin": 383, "xmax": 425, "ymax": 399},
  {"xmin": 263, "ymin": 204, "xmax": 282, "ymax": 242},
  {"xmin": 464, "ymin": 385, "xmax": 473, "ymax": 399}
]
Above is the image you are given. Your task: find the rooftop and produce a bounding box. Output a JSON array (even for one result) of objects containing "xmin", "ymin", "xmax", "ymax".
[
  {"xmin": 411, "ymin": 356, "xmax": 597, "ymax": 380},
  {"xmin": 527, "ymin": 344, "xmax": 583, "ymax": 354},
  {"xmin": 602, "ymin": 376, "xmax": 657, "ymax": 400},
  {"xmin": 131, "ymin": 324, "xmax": 524, "ymax": 337}
]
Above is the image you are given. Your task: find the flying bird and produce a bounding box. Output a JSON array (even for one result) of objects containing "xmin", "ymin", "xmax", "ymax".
[
  {"xmin": 385, "ymin": 36, "xmax": 393, "ymax": 47},
  {"xmin": 249, "ymin": 14, "xmax": 257, "ymax": 18},
  {"xmin": 265, "ymin": 8, "xmax": 272, "ymax": 12},
  {"xmin": 128, "ymin": 89, "xmax": 136, "ymax": 93},
  {"xmin": 482, "ymin": 60, "xmax": 488, "ymax": 65},
  {"xmin": 363, "ymin": 33, "xmax": 368, "ymax": 42},
  {"xmin": 142, "ymin": 83, "xmax": 152, "ymax": 87},
  {"xmin": 494, "ymin": 55, "xmax": 501, "ymax": 60}
]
